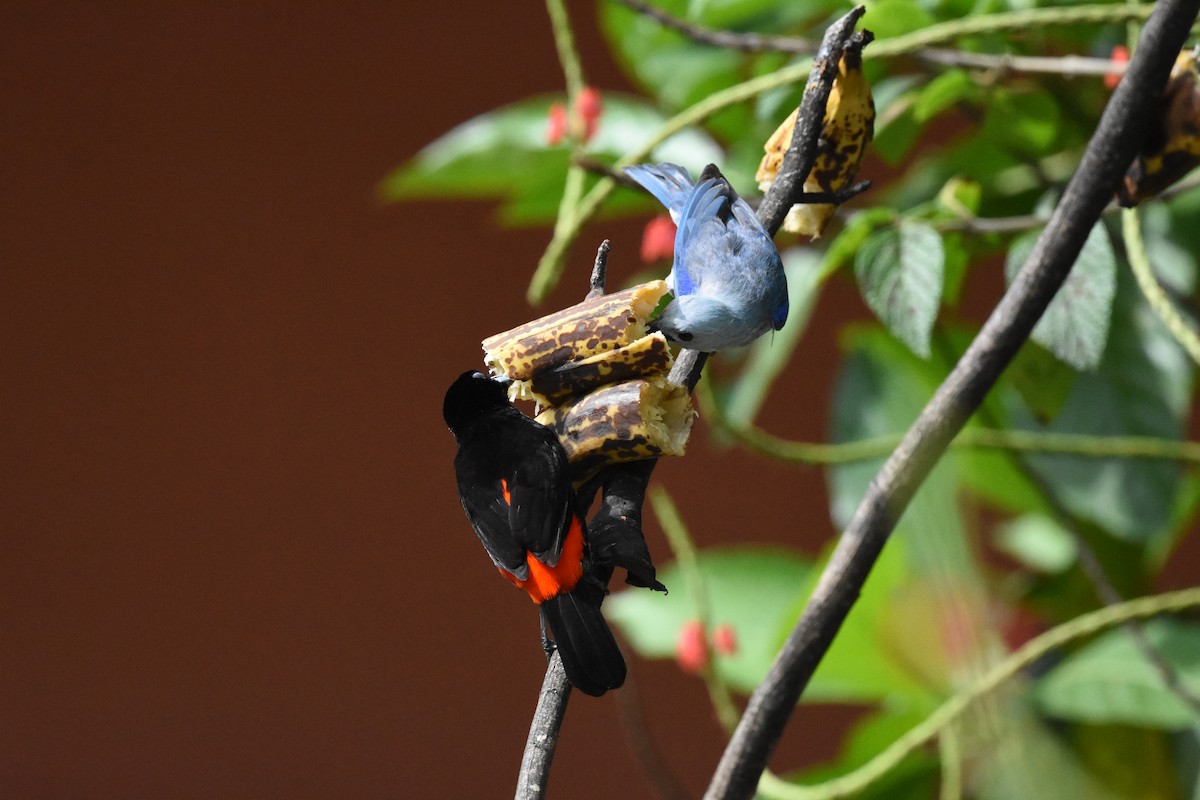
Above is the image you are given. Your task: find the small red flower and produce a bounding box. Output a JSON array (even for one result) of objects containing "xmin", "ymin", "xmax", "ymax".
[
  {"xmin": 675, "ymin": 619, "xmax": 709, "ymax": 674},
  {"xmin": 546, "ymin": 102, "xmax": 568, "ymax": 146},
  {"xmin": 640, "ymin": 215, "xmax": 676, "ymax": 263},
  {"xmin": 574, "ymin": 86, "xmax": 603, "ymax": 143},
  {"xmin": 711, "ymin": 624, "xmax": 738, "ymax": 656},
  {"xmin": 1106, "ymin": 45, "xmax": 1130, "ymax": 90}
]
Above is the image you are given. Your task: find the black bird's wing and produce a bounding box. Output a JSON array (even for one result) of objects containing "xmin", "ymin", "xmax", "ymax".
[{"xmin": 455, "ymin": 420, "xmax": 574, "ymax": 580}]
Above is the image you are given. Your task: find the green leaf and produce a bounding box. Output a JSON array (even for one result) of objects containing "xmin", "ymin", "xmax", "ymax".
[
  {"xmin": 913, "ymin": 69, "xmax": 981, "ymax": 123},
  {"xmin": 818, "ymin": 207, "xmax": 896, "ymax": 280},
  {"xmin": 380, "ymin": 94, "xmax": 721, "ymax": 224},
  {"xmin": 1035, "ymin": 619, "xmax": 1200, "ymax": 729},
  {"xmin": 599, "ymin": 0, "xmax": 821, "ymax": 116},
  {"xmin": 863, "ymin": 0, "xmax": 935, "ymax": 39},
  {"xmin": 1013, "ymin": 266, "xmax": 1192, "ymax": 540},
  {"xmin": 1005, "ymin": 222, "xmax": 1117, "ymax": 371},
  {"xmin": 995, "ymin": 513, "xmax": 1077, "ymax": 574},
  {"xmin": 854, "ymin": 221, "xmax": 945, "ymax": 358},
  {"xmin": 605, "ymin": 546, "xmax": 811, "ymax": 693},
  {"xmin": 982, "ymin": 88, "xmax": 1062, "ymax": 154},
  {"xmin": 794, "ymin": 536, "xmax": 938, "ymax": 704},
  {"xmin": 1004, "ymin": 339, "xmax": 1078, "ymax": 424}
]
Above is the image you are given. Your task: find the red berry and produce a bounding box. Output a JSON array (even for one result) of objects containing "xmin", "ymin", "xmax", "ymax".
[
  {"xmin": 640, "ymin": 215, "xmax": 676, "ymax": 263},
  {"xmin": 1106, "ymin": 45, "xmax": 1130, "ymax": 90},
  {"xmin": 546, "ymin": 102, "xmax": 568, "ymax": 146},
  {"xmin": 675, "ymin": 619, "xmax": 708, "ymax": 674},
  {"xmin": 711, "ymin": 624, "xmax": 738, "ymax": 656},
  {"xmin": 574, "ymin": 86, "xmax": 603, "ymax": 143}
]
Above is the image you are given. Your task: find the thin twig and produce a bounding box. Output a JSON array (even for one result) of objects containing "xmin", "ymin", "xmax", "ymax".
[
  {"xmin": 918, "ymin": 48, "xmax": 1124, "ymax": 77},
  {"xmin": 697, "ymin": 379, "xmax": 1200, "ymax": 465},
  {"xmin": 703, "ymin": 2, "xmax": 1200, "ymax": 797},
  {"xmin": 755, "ymin": 587, "xmax": 1200, "ymax": 799},
  {"xmin": 936, "ymin": 168, "xmax": 1200, "ymax": 234},
  {"xmin": 613, "ymin": 0, "xmax": 817, "ymax": 53},
  {"xmin": 1123, "ymin": 207, "xmax": 1200, "ymax": 365}
]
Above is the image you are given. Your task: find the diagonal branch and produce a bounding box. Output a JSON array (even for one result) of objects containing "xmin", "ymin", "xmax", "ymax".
[{"xmin": 702, "ymin": 1, "xmax": 1200, "ymax": 797}]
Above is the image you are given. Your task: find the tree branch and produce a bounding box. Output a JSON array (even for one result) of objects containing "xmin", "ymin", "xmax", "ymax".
[
  {"xmin": 516, "ymin": 653, "xmax": 572, "ymax": 798},
  {"xmin": 702, "ymin": 1, "xmax": 1200, "ymax": 797}
]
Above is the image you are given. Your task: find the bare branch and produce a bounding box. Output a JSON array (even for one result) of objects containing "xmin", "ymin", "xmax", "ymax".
[
  {"xmin": 516, "ymin": 653, "xmax": 572, "ymax": 799},
  {"xmin": 587, "ymin": 240, "xmax": 611, "ymax": 300},
  {"xmin": 702, "ymin": 1, "xmax": 1200, "ymax": 797},
  {"xmin": 613, "ymin": 0, "xmax": 816, "ymax": 53},
  {"xmin": 919, "ymin": 48, "xmax": 1125, "ymax": 76}
]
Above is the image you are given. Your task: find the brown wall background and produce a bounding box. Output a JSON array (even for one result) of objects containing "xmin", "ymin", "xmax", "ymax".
[{"xmin": 2, "ymin": 3, "xmax": 914, "ymax": 798}]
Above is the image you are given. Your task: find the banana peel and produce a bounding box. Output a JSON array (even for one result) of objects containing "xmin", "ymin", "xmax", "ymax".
[
  {"xmin": 1118, "ymin": 48, "xmax": 1200, "ymax": 207},
  {"xmin": 757, "ymin": 34, "xmax": 874, "ymax": 238}
]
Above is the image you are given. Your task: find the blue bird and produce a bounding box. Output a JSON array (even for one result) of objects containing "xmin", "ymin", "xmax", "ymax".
[{"xmin": 624, "ymin": 162, "xmax": 788, "ymax": 353}]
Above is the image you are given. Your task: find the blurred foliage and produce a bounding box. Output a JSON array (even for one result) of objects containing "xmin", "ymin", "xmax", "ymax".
[{"xmin": 392, "ymin": 0, "xmax": 1200, "ymax": 796}]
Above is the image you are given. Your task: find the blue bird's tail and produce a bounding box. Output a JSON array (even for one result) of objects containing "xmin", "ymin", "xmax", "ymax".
[{"xmin": 623, "ymin": 162, "xmax": 695, "ymax": 220}]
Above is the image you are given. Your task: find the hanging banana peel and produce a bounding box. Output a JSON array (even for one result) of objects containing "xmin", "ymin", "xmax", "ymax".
[
  {"xmin": 757, "ymin": 33, "xmax": 875, "ymax": 238},
  {"xmin": 1118, "ymin": 47, "xmax": 1200, "ymax": 207},
  {"xmin": 481, "ymin": 278, "xmax": 695, "ymax": 474}
]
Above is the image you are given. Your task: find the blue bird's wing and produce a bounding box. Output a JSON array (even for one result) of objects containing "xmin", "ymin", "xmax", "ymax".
[{"xmin": 672, "ymin": 177, "xmax": 732, "ymax": 297}]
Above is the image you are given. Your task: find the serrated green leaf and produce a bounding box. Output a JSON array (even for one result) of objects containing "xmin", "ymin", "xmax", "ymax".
[
  {"xmin": 605, "ymin": 545, "xmax": 811, "ymax": 693},
  {"xmin": 1035, "ymin": 619, "xmax": 1200, "ymax": 729},
  {"xmin": 1013, "ymin": 266, "xmax": 1192, "ymax": 540},
  {"xmin": 819, "ymin": 207, "xmax": 896, "ymax": 280},
  {"xmin": 913, "ymin": 69, "xmax": 980, "ymax": 123},
  {"xmin": 854, "ymin": 221, "xmax": 944, "ymax": 358},
  {"xmin": 1005, "ymin": 339, "xmax": 1078, "ymax": 424},
  {"xmin": 1005, "ymin": 222, "xmax": 1116, "ymax": 371}
]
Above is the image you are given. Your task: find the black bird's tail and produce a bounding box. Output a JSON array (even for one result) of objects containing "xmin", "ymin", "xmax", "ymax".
[{"xmin": 539, "ymin": 580, "xmax": 626, "ymax": 697}]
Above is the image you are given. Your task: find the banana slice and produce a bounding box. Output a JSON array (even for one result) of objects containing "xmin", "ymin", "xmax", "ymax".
[
  {"xmin": 535, "ymin": 377, "xmax": 696, "ymax": 480},
  {"xmin": 483, "ymin": 280, "xmax": 669, "ymax": 402}
]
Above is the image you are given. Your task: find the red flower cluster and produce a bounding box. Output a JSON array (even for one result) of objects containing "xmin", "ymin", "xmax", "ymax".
[{"xmin": 545, "ymin": 86, "xmax": 604, "ymax": 145}]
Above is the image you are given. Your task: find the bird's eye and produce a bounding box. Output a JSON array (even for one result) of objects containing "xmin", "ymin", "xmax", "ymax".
[{"xmin": 678, "ymin": 332, "xmax": 694, "ymax": 342}]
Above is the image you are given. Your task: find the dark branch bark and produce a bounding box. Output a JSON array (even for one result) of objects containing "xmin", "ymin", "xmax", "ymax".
[{"xmin": 702, "ymin": 2, "xmax": 1200, "ymax": 798}]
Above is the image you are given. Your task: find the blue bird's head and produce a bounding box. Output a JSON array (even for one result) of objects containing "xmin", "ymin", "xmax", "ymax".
[{"xmin": 650, "ymin": 294, "xmax": 773, "ymax": 353}]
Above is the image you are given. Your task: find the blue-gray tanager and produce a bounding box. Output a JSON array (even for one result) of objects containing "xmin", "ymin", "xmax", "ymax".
[{"xmin": 624, "ymin": 162, "xmax": 788, "ymax": 353}]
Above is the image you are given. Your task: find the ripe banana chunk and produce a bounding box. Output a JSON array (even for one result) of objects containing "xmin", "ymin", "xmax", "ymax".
[
  {"xmin": 483, "ymin": 280, "xmax": 670, "ymax": 403},
  {"xmin": 535, "ymin": 377, "xmax": 696, "ymax": 480}
]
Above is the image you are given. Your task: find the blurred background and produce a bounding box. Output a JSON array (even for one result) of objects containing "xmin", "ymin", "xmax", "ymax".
[{"xmin": 2, "ymin": 3, "xmax": 861, "ymax": 797}]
